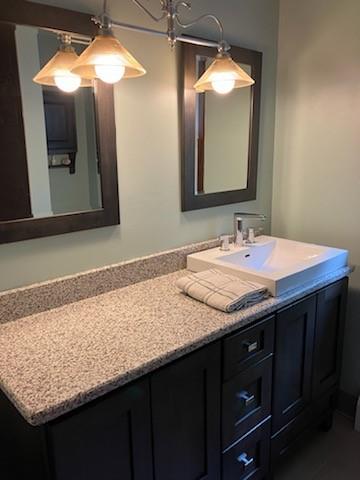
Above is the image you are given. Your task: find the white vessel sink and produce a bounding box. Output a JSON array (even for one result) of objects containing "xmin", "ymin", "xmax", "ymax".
[{"xmin": 187, "ymin": 236, "xmax": 348, "ymax": 296}]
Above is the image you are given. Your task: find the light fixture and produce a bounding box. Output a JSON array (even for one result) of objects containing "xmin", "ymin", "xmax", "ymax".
[
  {"xmin": 72, "ymin": 0, "xmax": 254, "ymax": 93},
  {"xmin": 34, "ymin": 1, "xmax": 255, "ymax": 95},
  {"xmin": 70, "ymin": 18, "xmax": 146, "ymax": 84},
  {"xmin": 194, "ymin": 43, "xmax": 255, "ymax": 95},
  {"xmin": 33, "ymin": 34, "xmax": 92, "ymax": 93}
]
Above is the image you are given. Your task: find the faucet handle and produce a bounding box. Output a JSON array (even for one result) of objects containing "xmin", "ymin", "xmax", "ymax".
[
  {"xmin": 247, "ymin": 228, "xmax": 255, "ymax": 244},
  {"xmin": 219, "ymin": 234, "xmax": 231, "ymax": 251}
]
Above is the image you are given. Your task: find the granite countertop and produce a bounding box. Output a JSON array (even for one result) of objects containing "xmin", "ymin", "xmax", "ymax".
[{"xmin": 0, "ymin": 266, "xmax": 351, "ymax": 426}]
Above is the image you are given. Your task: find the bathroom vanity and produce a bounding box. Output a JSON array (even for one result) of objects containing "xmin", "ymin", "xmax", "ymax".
[{"xmin": 0, "ymin": 263, "xmax": 349, "ymax": 480}]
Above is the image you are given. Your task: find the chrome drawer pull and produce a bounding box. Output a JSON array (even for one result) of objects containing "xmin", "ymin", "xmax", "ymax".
[
  {"xmin": 237, "ymin": 390, "xmax": 255, "ymax": 407},
  {"xmin": 242, "ymin": 340, "xmax": 258, "ymax": 353},
  {"xmin": 237, "ymin": 452, "xmax": 254, "ymax": 468}
]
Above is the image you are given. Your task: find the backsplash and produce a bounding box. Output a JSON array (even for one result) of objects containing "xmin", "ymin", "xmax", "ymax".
[{"xmin": 0, "ymin": 238, "xmax": 219, "ymax": 324}]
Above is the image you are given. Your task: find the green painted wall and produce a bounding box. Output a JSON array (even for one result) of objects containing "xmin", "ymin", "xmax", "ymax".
[
  {"xmin": 0, "ymin": 0, "xmax": 279, "ymax": 291},
  {"xmin": 272, "ymin": 0, "xmax": 360, "ymax": 397},
  {"xmin": 3, "ymin": 0, "xmax": 359, "ymax": 404}
]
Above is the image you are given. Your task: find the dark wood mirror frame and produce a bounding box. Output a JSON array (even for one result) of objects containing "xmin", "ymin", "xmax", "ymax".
[
  {"xmin": 0, "ymin": 0, "xmax": 120, "ymax": 244},
  {"xmin": 180, "ymin": 42, "xmax": 262, "ymax": 212}
]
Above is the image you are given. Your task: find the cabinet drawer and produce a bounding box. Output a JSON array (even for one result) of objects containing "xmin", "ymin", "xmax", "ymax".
[
  {"xmin": 223, "ymin": 419, "xmax": 271, "ymax": 480},
  {"xmin": 223, "ymin": 316, "xmax": 275, "ymax": 381},
  {"xmin": 223, "ymin": 356, "xmax": 272, "ymax": 450}
]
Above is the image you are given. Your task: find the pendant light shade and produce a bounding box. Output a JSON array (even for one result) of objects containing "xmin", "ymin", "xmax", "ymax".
[
  {"xmin": 70, "ymin": 31, "xmax": 146, "ymax": 83},
  {"xmin": 194, "ymin": 52, "xmax": 255, "ymax": 94},
  {"xmin": 33, "ymin": 42, "xmax": 92, "ymax": 92}
]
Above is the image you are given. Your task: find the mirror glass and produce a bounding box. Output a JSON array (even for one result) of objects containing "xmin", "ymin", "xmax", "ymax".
[
  {"xmin": 1, "ymin": 24, "xmax": 102, "ymax": 222},
  {"xmin": 195, "ymin": 55, "xmax": 252, "ymax": 195}
]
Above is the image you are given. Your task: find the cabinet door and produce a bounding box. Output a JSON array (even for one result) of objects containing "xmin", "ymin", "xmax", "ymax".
[
  {"xmin": 0, "ymin": 390, "xmax": 50, "ymax": 480},
  {"xmin": 151, "ymin": 343, "xmax": 221, "ymax": 480},
  {"xmin": 43, "ymin": 89, "xmax": 77, "ymax": 154},
  {"xmin": 49, "ymin": 379, "xmax": 153, "ymax": 480},
  {"xmin": 312, "ymin": 278, "xmax": 348, "ymax": 399},
  {"xmin": 272, "ymin": 296, "xmax": 316, "ymax": 433}
]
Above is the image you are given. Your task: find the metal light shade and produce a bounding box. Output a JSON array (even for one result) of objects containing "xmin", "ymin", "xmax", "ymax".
[
  {"xmin": 33, "ymin": 45, "xmax": 92, "ymax": 88},
  {"xmin": 70, "ymin": 32, "xmax": 146, "ymax": 80},
  {"xmin": 194, "ymin": 52, "xmax": 255, "ymax": 93}
]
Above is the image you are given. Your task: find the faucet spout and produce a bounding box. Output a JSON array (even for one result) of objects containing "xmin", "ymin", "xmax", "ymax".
[
  {"xmin": 234, "ymin": 216, "xmax": 244, "ymax": 247},
  {"xmin": 233, "ymin": 212, "xmax": 266, "ymax": 245}
]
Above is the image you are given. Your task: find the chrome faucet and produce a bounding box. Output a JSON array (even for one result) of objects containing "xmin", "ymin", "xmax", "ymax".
[
  {"xmin": 234, "ymin": 216, "xmax": 244, "ymax": 247},
  {"xmin": 234, "ymin": 213, "xmax": 266, "ymax": 246}
]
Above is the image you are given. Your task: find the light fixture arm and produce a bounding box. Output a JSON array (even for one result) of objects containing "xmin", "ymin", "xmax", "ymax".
[
  {"xmin": 176, "ymin": 12, "xmax": 230, "ymax": 53},
  {"xmin": 34, "ymin": 0, "xmax": 254, "ymax": 94},
  {"xmin": 174, "ymin": 2, "xmax": 225, "ymax": 44},
  {"xmin": 91, "ymin": 0, "xmax": 230, "ymax": 52},
  {"xmin": 131, "ymin": 0, "xmax": 167, "ymax": 23},
  {"xmin": 93, "ymin": 13, "xmax": 112, "ymax": 31},
  {"xmin": 59, "ymin": 33, "xmax": 72, "ymax": 47},
  {"xmin": 175, "ymin": 13, "xmax": 223, "ymax": 39}
]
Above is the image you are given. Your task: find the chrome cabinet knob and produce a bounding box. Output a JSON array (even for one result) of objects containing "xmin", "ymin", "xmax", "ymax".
[
  {"xmin": 237, "ymin": 452, "xmax": 254, "ymax": 468},
  {"xmin": 242, "ymin": 340, "xmax": 258, "ymax": 353},
  {"xmin": 237, "ymin": 390, "xmax": 255, "ymax": 407}
]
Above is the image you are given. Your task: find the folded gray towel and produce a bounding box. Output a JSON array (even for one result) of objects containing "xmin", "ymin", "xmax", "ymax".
[{"xmin": 176, "ymin": 269, "xmax": 269, "ymax": 313}]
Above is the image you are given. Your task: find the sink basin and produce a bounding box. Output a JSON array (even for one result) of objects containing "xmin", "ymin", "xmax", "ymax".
[{"xmin": 187, "ymin": 236, "xmax": 348, "ymax": 296}]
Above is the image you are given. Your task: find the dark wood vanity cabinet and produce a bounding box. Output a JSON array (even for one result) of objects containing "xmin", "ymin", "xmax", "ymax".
[
  {"xmin": 0, "ymin": 278, "xmax": 348, "ymax": 480},
  {"xmin": 271, "ymin": 278, "xmax": 348, "ymax": 467},
  {"xmin": 151, "ymin": 342, "xmax": 221, "ymax": 480}
]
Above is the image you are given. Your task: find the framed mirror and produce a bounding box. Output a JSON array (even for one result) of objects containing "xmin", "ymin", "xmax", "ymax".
[
  {"xmin": 0, "ymin": 1, "xmax": 119, "ymax": 244},
  {"xmin": 180, "ymin": 42, "xmax": 262, "ymax": 211}
]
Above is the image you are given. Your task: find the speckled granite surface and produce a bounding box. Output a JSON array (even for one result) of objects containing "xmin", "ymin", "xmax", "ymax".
[
  {"xmin": 0, "ymin": 265, "xmax": 351, "ymax": 426},
  {"xmin": 0, "ymin": 238, "xmax": 219, "ymax": 324}
]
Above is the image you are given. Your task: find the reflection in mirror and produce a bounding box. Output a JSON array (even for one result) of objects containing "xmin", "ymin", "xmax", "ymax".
[
  {"xmin": 181, "ymin": 42, "xmax": 262, "ymax": 212},
  {"xmin": 195, "ymin": 56, "xmax": 252, "ymax": 195},
  {"xmin": 0, "ymin": 23, "xmax": 102, "ymax": 222}
]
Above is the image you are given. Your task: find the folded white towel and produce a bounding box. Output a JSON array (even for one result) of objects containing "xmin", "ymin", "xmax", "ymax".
[{"xmin": 176, "ymin": 269, "xmax": 269, "ymax": 313}]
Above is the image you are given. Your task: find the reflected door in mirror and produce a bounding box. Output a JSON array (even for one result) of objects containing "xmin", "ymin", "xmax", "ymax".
[{"xmin": 43, "ymin": 88, "xmax": 78, "ymax": 174}]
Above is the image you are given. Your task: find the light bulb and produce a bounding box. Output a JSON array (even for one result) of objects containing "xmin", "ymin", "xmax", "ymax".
[
  {"xmin": 94, "ymin": 55, "xmax": 125, "ymax": 84},
  {"xmin": 211, "ymin": 72, "xmax": 236, "ymax": 94},
  {"xmin": 54, "ymin": 70, "xmax": 81, "ymax": 93}
]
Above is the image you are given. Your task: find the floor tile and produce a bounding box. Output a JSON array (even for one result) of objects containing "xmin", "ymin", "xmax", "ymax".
[{"xmin": 275, "ymin": 413, "xmax": 360, "ymax": 480}]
